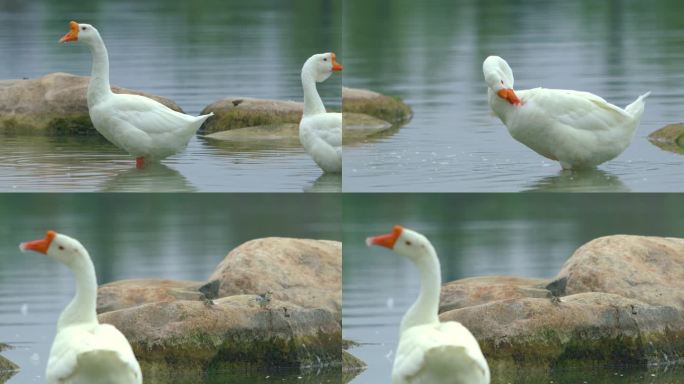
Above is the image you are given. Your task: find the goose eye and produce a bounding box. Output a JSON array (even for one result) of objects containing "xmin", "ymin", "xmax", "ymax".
[
  {"xmin": 500, "ymin": 80, "xmax": 504, "ymax": 85},
  {"xmin": 58, "ymin": 245, "xmax": 64, "ymax": 250},
  {"xmin": 405, "ymin": 241, "xmax": 412, "ymax": 246},
  {"xmin": 323, "ymin": 58, "xmax": 328, "ymax": 62},
  {"xmin": 81, "ymin": 27, "xmax": 86, "ymax": 31}
]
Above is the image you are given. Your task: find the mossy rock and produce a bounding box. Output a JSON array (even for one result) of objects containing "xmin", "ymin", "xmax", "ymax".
[
  {"xmin": 648, "ymin": 123, "xmax": 684, "ymax": 154},
  {"xmin": 203, "ymin": 113, "xmax": 390, "ymax": 146},
  {"xmin": 100, "ymin": 296, "xmax": 341, "ymax": 375},
  {"xmin": 0, "ymin": 72, "xmax": 183, "ymax": 135},
  {"xmin": 342, "ymin": 87, "xmax": 412, "ymax": 125},
  {"xmin": 0, "ymin": 343, "xmax": 18, "ymax": 381},
  {"xmin": 199, "ymin": 87, "xmax": 410, "ymax": 134},
  {"xmin": 342, "ymin": 340, "xmax": 366, "ymax": 383},
  {"xmin": 200, "ymin": 98, "xmax": 303, "ymax": 135}
]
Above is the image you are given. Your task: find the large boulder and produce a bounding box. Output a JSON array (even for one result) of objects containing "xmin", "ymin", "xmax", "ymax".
[
  {"xmin": 342, "ymin": 87, "xmax": 412, "ymax": 125},
  {"xmin": 0, "ymin": 72, "xmax": 182, "ymax": 135},
  {"xmin": 438, "ymin": 235, "xmax": 684, "ymax": 369},
  {"xmin": 441, "ymin": 293, "xmax": 684, "ymax": 370},
  {"xmin": 209, "ymin": 238, "xmax": 342, "ymax": 317},
  {"xmin": 99, "ymin": 295, "xmax": 340, "ymax": 377},
  {"xmin": 551, "ymin": 235, "xmax": 684, "ymax": 309},
  {"xmin": 342, "ymin": 112, "xmax": 392, "ymax": 143},
  {"xmin": 648, "ymin": 123, "xmax": 684, "ymax": 155},
  {"xmin": 96, "ymin": 237, "xmax": 342, "ymax": 378}
]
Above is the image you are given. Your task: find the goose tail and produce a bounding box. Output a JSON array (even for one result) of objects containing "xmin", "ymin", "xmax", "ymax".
[{"xmin": 625, "ymin": 91, "xmax": 651, "ymax": 119}]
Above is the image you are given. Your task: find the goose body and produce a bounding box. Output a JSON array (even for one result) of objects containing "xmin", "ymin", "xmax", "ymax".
[
  {"xmin": 20, "ymin": 231, "xmax": 142, "ymax": 384},
  {"xmin": 484, "ymin": 56, "xmax": 649, "ymax": 169},
  {"xmin": 299, "ymin": 53, "xmax": 343, "ymax": 173},
  {"xmin": 61, "ymin": 21, "xmax": 213, "ymax": 168},
  {"xmin": 367, "ymin": 226, "xmax": 490, "ymax": 384}
]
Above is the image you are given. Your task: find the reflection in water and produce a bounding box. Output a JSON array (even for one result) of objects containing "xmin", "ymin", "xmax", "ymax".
[
  {"xmin": 343, "ymin": 0, "xmax": 684, "ymax": 192},
  {"xmin": 99, "ymin": 163, "xmax": 196, "ymax": 192},
  {"xmin": 343, "ymin": 194, "xmax": 684, "ymax": 383},
  {"xmin": 524, "ymin": 168, "xmax": 629, "ymax": 192},
  {"xmin": 304, "ymin": 173, "xmax": 342, "ymax": 192},
  {"xmin": 0, "ymin": 194, "xmax": 342, "ymax": 384}
]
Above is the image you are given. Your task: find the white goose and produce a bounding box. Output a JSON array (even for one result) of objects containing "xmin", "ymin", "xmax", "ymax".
[
  {"xmin": 299, "ymin": 52, "xmax": 343, "ymax": 173},
  {"xmin": 20, "ymin": 231, "xmax": 142, "ymax": 384},
  {"xmin": 60, "ymin": 21, "xmax": 213, "ymax": 169},
  {"xmin": 367, "ymin": 225, "xmax": 490, "ymax": 384},
  {"xmin": 483, "ymin": 55, "xmax": 650, "ymax": 170}
]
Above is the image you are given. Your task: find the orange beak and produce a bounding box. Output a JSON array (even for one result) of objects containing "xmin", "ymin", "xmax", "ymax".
[
  {"xmin": 331, "ymin": 52, "xmax": 343, "ymax": 72},
  {"xmin": 20, "ymin": 230, "xmax": 56, "ymax": 254},
  {"xmin": 366, "ymin": 225, "xmax": 403, "ymax": 249},
  {"xmin": 497, "ymin": 88, "xmax": 521, "ymax": 105},
  {"xmin": 59, "ymin": 21, "xmax": 79, "ymax": 43}
]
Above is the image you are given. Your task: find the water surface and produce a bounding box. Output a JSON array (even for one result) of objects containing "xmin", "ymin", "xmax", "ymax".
[
  {"xmin": 343, "ymin": 194, "xmax": 684, "ymax": 383},
  {"xmin": 0, "ymin": 194, "xmax": 341, "ymax": 383},
  {"xmin": 0, "ymin": 0, "xmax": 341, "ymax": 192},
  {"xmin": 343, "ymin": 0, "xmax": 684, "ymax": 192}
]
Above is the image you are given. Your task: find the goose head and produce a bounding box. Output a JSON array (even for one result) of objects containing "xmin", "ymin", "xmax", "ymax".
[
  {"xmin": 302, "ymin": 52, "xmax": 343, "ymax": 83},
  {"xmin": 366, "ymin": 225, "xmax": 433, "ymax": 264},
  {"xmin": 483, "ymin": 55, "xmax": 521, "ymax": 106},
  {"xmin": 59, "ymin": 21, "xmax": 101, "ymax": 45},
  {"xmin": 20, "ymin": 230, "xmax": 86, "ymax": 267}
]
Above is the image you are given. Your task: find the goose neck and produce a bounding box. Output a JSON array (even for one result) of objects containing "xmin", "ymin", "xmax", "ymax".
[
  {"xmin": 301, "ymin": 71, "xmax": 326, "ymax": 117},
  {"xmin": 57, "ymin": 250, "xmax": 98, "ymax": 330},
  {"xmin": 400, "ymin": 244, "xmax": 441, "ymax": 333},
  {"xmin": 86, "ymin": 35, "xmax": 112, "ymax": 105}
]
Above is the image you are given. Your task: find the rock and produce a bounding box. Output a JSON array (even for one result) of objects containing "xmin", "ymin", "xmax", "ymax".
[
  {"xmin": 342, "ymin": 340, "xmax": 366, "ymax": 383},
  {"xmin": 342, "ymin": 113, "xmax": 393, "ymax": 144},
  {"xmin": 97, "ymin": 279, "xmax": 208, "ymax": 314},
  {"xmin": 205, "ymin": 123, "xmax": 300, "ymax": 145},
  {"xmin": 99, "ymin": 295, "xmax": 341, "ymax": 374},
  {"xmin": 441, "ymin": 292, "xmax": 684, "ymax": 368},
  {"xmin": 203, "ymin": 113, "xmax": 389, "ymax": 146},
  {"xmin": 342, "ymin": 87, "xmax": 412, "ymax": 125},
  {"xmin": 200, "ymin": 98, "xmax": 303, "ymax": 135},
  {"xmin": 437, "ymin": 235, "xmax": 684, "ymax": 369},
  {"xmin": 551, "ymin": 235, "xmax": 684, "ymax": 310},
  {"xmin": 0, "ymin": 72, "xmax": 183, "ymax": 135},
  {"xmin": 0, "ymin": 343, "xmax": 18, "ymax": 381},
  {"xmin": 199, "ymin": 87, "xmax": 409, "ymax": 135},
  {"xmin": 439, "ymin": 276, "xmax": 551, "ymax": 313},
  {"xmin": 209, "ymin": 238, "xmax": 342, "ymax": 317},
  {"xmin": 648, "ymin": 124, "xmax": 684, "ymax": 154}
]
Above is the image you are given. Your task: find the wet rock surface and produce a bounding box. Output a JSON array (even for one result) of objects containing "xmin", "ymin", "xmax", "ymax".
[
  {"xmin": 0, "ymin": 72, "xmax": 182, "ymax": 135},
  {"xmin": 439, "ymin": 235, "xmax": 684, "ymax": 368},
  {"xmin": 0, "ymin": 343, "xmax": 18, "ymax": 381},
  {"xmin": 97, "ymin": 237, "xmax": 342, "ymax": 375}
]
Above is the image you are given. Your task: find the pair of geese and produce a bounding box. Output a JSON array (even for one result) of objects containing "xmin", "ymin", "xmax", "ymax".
[
  {"xmin": 59, "ymin": 21, "xmax": 342, "ymax": 173},
  {"xmin": 63, "ymin": 21, "xmax": 649, "ymax": 175},
  {"xmin": 20, "ymin": 226, "xmax": 476, "ymax": 384}
]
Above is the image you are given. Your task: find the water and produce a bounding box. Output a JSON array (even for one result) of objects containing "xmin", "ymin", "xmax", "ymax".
[
  {"xmin": 0, "ymin": 194, "xmax": 341, "ymax": 383},
  {"xmin": 0, "ymin": 0, "xmax": 342, "ymax": 192},
  {"xmin": 342, "ymin": 0, "xmax": 684, "ymax": 192},
  {"xmin": 342, "ymin": 194, "xmax": 684, "ymax": 383}
]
